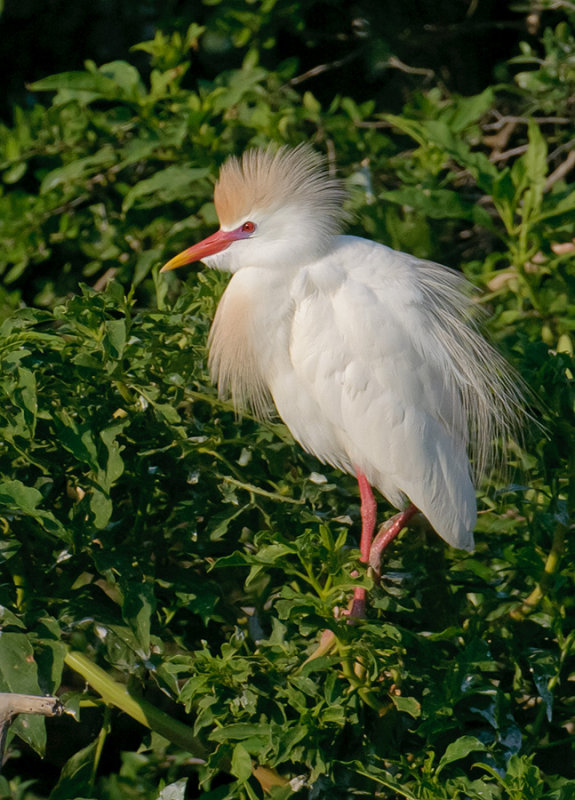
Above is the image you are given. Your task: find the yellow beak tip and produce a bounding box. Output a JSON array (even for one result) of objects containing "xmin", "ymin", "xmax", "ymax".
[{"xmin": 160, "ymin": 253, "xmax": 188, "ymax": 273}]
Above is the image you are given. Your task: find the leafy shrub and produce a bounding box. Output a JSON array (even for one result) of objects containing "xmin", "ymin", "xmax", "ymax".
[{"xmin": 0, "ymin": 4, "xmax": 574, "ymax": 799}]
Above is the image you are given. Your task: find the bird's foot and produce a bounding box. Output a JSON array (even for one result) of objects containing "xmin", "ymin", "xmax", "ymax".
[
  {"xmin": 305, "ymin": 506, "xmax": 419, "ymax": 664},
  {"xmin": 368, "ymin": 505, "xmax": 419, "ymax": 580}
]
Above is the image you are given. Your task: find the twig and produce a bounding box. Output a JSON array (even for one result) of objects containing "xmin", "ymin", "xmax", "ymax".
[
  {"xmin": 545, "ymin": 149, "xmax": 575, "ymax": 191},
  {"xmin": 288, "ymin": 51, "xmax": 434, "ymax": 87},
  {"xmin": 0, "ymin": 694, "xmax": 63, "ymax": 770},
  {"xmin": 526, "ymin": 0, "xmax": 575, "ymax": 12},
  {"xmin": 490, "ymin": 144, "xmax": 530, "ymax": 163},
  {"xmin": 219, "ymin": 474, "xmax": 304, "ymax": 504},
  {"xmin": 354, "ymin": 119, "xmax": 395, "ymax": 129},
  {"xmin": 549, "ymin": 137, "xmax": 575, "ymax": 161},
  {"xmin": 386, "ymin": 56, "xmax": 434, "ymax": 79},
  {"xmin": 483, "ymin": 113, "xmax": 570, "ymax": 131},
  {"xmin": 288, "ymin": 51, "xmax": 361, "ymax": 86},
  {"xmin": 92, "ymin": 267, "xmax": 118, "ymax": 292},
  {"xmin": 484, "ymin": 120, "xmax": 517, "ymax": 158}
]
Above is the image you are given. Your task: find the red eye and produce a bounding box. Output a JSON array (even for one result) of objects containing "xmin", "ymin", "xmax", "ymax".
[{"xmin": 241, "ymin": 221, "xmax": 256, "ymax": 234}]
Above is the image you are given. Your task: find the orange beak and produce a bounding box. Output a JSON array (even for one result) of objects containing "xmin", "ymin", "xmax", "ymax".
[{"xmin": 160, "ymin": 228, "xmax": 240, "ymax": 272}]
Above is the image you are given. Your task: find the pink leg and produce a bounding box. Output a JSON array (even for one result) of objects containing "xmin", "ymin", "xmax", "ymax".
[
  {"xmin": 369, "ymin": 504, "xmax": 419, "ymax": 577},
  {"xmin": 350, "ymin": 469, "xmax": 377, "ymax": 618}
]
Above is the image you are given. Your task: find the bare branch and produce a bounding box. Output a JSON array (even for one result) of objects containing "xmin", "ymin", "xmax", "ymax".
[
  {"xmin": 549, "ymin": 136, "xmax": 575, "ymax": 161},
  {"xmin": 0, "ymin": 694, "xmax": 63, "ymax": 771},
  {"xmin": 288, "ymin": 51, "xmax": 434, "ymax": 87},
  {"xmin": 386, "ymin": 56, "xmax": 434, "ymax": 79},
  {"xmin": 483, "ymin": 112, "xmax": 570, "ymax": 131},
  {"xmin": 485, "ymin": 120, "xmax": 518, "ymax": 158},
  {"xmin": 92, "ymin": 267, "xmax": 119, "ymax": 292},
  {"xmin": 288, "ymin": 51, "xmax": 360, "ymax": 86},
  {"xmin": 354, "ymin": 119, "xmax": 395, "ymax": 129},
  {"xmin": 0, "ymin": 693, "xmax": 62, "ymax": 723},
  {"xmin": 545, "ymin": 149, "xmax": 575, "ymax": 191},
  {"xmin": 490, "ymin": 144, "xmax": 529, "ymax": 163}
]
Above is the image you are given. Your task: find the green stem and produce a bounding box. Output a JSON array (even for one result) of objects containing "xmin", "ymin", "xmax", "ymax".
[
  {"xmin": 218, "ymin": 474, "xmax": 303, "ymax": 504},
  {"xmin": 90, "ymin": 705, "xmax": 111, "ymax": 787},
  {"xmin": 510, "ymin": 522, "xmax": 567, "ymax": 621},
  {"xmin": 64, "ymin": 650, "xmax": 208, "ymax": 760},
  {"xmin": 64, "ymin": 651, "xmax": 288, "ymax": 793},
  {"xmin": 10, "ymin": 557, "xmax": 27, "ymax": 613}
]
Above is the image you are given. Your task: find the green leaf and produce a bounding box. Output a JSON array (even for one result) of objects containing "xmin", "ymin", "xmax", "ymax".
[
  {"xmin": 210, "ymin": 722, "xmax": 271, "ymax": 744},
  {"xmin": 390, "ymin": 694, "xmax": 421, "ymax": 718},
  {"xmin": 535, "ymin": 188, "xmax": 575, "ymax": 223},
  {"xmin": 0, "ymin": 633, "xmax": 41, "ymax": 695},
  {"xmin": 30, "ymin": 70, "xmax": 119, "ymax": 95},
  {"xmin": 0, "ymin": 538, "xmax": 21, "ymax": 564},
  {"xmin": 0, "ymin": 480, "xmax": 68, "ymax": 539},
  {"xmin": 248, "ymin": 542, "xmax": 297, "ymax": 564},
  {"xmin": 36, "ymin": 639, "xmax": 67, "ymax": 697},
  {"xmin": 40, "ymin": 147, "xmax": 116, "ymax": 193},
  {"xmin": 122, "ymin": 165, "xmax": 211, "ymax": 212},
  {"xmin": 448, "ymin": 88, "xmax": 495, "ymax": 131},
  {"xmin": 133, "ymin": 249, "xmax": 163, "ymax": 286},
  {"xmin": 14, "ymin": 366, "xmax": 37, "ymax": 434},
  {"xmin": 0, "ymin": 480, "xmax": 65, "ymax": 538},
  {"xmin": 0, "ymin": 605, "xmax": 26, "ymax": 628},
  {"xmin": 30, "ymin": 61, "xmax": 145, "ymax": 105},
  {"xmin": 0, "ymin": 632, "xmax": 46, "ymax": 756},
  {"xmin": 384, "ymin": 113, "xmax": 429, "ymax": 147},
  {"xmin": 99, "ymin": 60, "xmax": 146, "ymax": 99},
  {"xmin": 54, "ymin": 413, "xmax": 100, "ymax": 472},
  {"xmin": 3, "ymin": 161, "xmax": 27, "ymax": 184},
  {"xmin": 527, "ymin": 649, "xmax": 556, "ymax": 722},
  {"xmin": 156, "ymin": 779, "xmax": 189, "ymax": 800},
  {"xmin": 0, "ymin": 479, "xmax": 43, "ymax": 514},
  {"xmin": 353, "ymin": 762, "xmax": 419, "ymax": 799},
  {"xmin": 437, "ymin": 736, "xmax": 489, "ymax": 774},
  {"xmin": 231, "ymin": 743, "xmax": 252, "ymax": 783},
  {"xmin": 121, "ymin": 579, "xmax": 156, "ymax": 656},
  {"xmin": 90, "ymin": 488, "xmax": 113, "ymax": 529},
  {"xmin": 382, "ymin": 187, "xmax": 492, "ymax": 227},
  {"xmin": 99, "ymin": 420, "xmax": 127, "ymax": 487},
  {"xmin": 48, "ymin": 736, "xmax": 99, "ymax": 800},
  {"xmin": 525, "ymin": 119, "xmax": 548, "ymax": 188},
  {"xmin": 103, "ymin": 319, "xmax": 127, "ymax": 360},
  {"xmin": 151, "ymin": 401, "xmax": 182, "ymax": 425}
]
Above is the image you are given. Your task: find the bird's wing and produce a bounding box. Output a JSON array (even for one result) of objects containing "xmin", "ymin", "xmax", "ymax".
[{"xmin": 279, "ymin": 237, "xmax": 477, "ymax": 549}]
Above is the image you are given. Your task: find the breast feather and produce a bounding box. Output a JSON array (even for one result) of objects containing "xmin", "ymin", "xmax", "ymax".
[{"xmin": 208, "ymin": 286, "xmax": 271, "ymax": 419}]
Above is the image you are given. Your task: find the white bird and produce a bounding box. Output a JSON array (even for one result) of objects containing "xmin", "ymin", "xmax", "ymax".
[{"xmin": 161, "ymin": 145, "xmax": 523, "ymax": 616}]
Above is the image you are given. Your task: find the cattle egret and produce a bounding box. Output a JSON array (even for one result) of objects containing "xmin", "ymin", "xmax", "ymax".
[{"xmin": 161, "ymin": 145, "xmax": 524, "ymax": 616}]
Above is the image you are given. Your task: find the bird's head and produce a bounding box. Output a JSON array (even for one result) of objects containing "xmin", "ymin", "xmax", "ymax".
[{"xmin": 161, "ymin": 145, "xmax": 348, "ymax": 274}]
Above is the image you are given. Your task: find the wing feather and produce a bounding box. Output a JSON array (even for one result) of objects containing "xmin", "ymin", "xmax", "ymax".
[{"xmin": 273, "ymin": 236, "xmax": 522, "ymax": 549}]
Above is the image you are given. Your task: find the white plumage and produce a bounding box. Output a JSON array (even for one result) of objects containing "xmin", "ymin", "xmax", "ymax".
[{"xmin": 162, "ymin": 145, "xmax": 523, "ymax": 610}]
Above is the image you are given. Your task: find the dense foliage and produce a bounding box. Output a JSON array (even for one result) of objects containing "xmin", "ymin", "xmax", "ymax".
[{"xmin": 0, "ymin": 2, "xmax": 574, "ymax": 798}]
